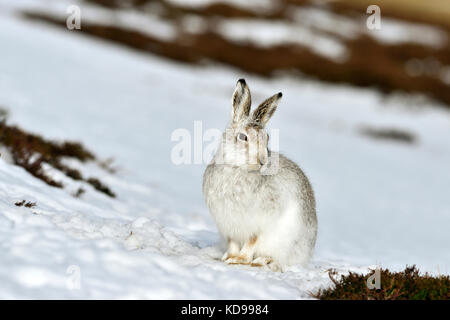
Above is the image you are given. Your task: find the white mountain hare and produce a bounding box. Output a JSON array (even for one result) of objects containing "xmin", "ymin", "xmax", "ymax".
[{"xmin": 203, "ymin": 79, "xmax": 317, "ymax": 272}]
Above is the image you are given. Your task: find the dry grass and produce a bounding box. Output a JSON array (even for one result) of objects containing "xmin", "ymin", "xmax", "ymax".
[
  {"xmin": 15, "ymin": 200, "xmax": 37, "ymax": 208},
  {"xmin": 315, "ymin": 266, "xmax": 450, "ymax": 300},
  {"xmin": 359, "ymin": 126, "xmax": 416, "ymax": 144},
  {"xmin": 0, "ymin": 111, "xmax": 116, "ymax": 198}
]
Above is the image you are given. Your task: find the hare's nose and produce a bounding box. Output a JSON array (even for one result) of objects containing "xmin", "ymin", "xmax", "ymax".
[{"xmin": 259, "ymin": 151, "xmax": 268, "ymax": 165}]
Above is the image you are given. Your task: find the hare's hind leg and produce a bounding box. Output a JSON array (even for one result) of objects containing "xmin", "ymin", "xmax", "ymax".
[
  {"xmin": 251, "ymin": 257, "xmax": 282, "ymax": 272},
  {"xmin": 224, "ymin": 236, "xmax": 258, "ymax": 265}
]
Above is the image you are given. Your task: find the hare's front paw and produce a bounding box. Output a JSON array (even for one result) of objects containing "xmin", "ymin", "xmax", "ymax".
[
  {"xmin": 221, "ymin": 252, "xmax": 232, "ymax": 262},
  {"xmin": 221, "ymin": 239, "xmax": 240, "ymax": 262},
  {"xmin": 224, "ymin": 254, "xmax": 252, "ymax": 265},
  {"xmin": 222, "ymin": 236, "xmax": 257, "ymax": 265},
  {"xmin": 221, "ymin": 252, "xmax": 240, "ymax": 262},
  {"xmin": 251, "ymin": 256, "xmax": 282, "ymax": 272}
]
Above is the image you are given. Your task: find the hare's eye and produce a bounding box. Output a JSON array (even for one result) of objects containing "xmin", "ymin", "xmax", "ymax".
[{"xmin": 237, "ymin": 133, "xmax": 248, "ymax": 142}]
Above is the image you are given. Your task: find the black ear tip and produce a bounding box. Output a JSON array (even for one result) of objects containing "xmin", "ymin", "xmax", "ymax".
[
  {"xmin": 277, "ymin": 92, "xmax": 283, "ymax": 98},
  {"xmin": 238, "ymin": 78, "xmax": 246, "ymax": 85}
]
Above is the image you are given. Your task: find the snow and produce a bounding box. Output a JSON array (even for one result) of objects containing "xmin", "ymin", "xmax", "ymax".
[
  {"xmin": 291, "ymin": 6, "xmax": 361, "ymax": 40},
  {"xmin": 0, "ymin": 0, "xmax": 177, "ymax": 41},
  {"xmin": 292, "ymin": 6, "xmax": 448, "ymax": 48},
  {"xmin": 216, "ymin": 18, "xmax": 348, "ymax": 61},
  {"xmin": 369, "ymin": 17, "xmax": 448, "ymax": 48},
  {"xmin": 1, "ymin": 3, "xmax": 450, "ymax": 299}
]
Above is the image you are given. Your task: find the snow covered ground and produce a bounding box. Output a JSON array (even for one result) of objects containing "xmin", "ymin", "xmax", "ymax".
[{"xmin": 1, "ymin": 4, "xmax": 450, "ymax": 299}]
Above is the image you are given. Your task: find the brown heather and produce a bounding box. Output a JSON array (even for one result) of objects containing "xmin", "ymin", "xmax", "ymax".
[
  {"xmin": 315, "ymin": 266, "xmax": 450, "ymax": 300},
  {"xmin": 0, "ymin": 114, "xmax": 115, "ymax": 198}
]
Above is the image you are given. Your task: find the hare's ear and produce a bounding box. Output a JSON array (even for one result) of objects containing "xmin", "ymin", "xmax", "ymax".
[
  {"xmin": 231, "ymin": 79, "xmax": 251, "ymax": 123},
  {"xmin": 252, "ymin": 92, "xmax": 282, "ymax": 127}
]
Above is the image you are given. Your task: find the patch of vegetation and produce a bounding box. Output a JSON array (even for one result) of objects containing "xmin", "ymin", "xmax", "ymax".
[
  {"xmin": 73, "ymin": 187, "xmax": 86, "ymax": 198},
  {"xmin": 0, "ymin": 111, "xmax": 115, "ymax": 198},
  {"xmin": 15, "ymin": 200, "xmax": 36, "ymax": 208},
  {"xmin": 0, "ymin": 108, "xmax": 8, "ymax": 121},
  {"xmin": 87, "ymin": 178, "xmax": 116, "ymax": 198},
  {"xmin": 315, "ymin": 266, "xmax": 450, "ymax": 300},
  {"xmin": 359, "ymin": 126, "xmax": 416, "ymax": 144},
  {"xmin": 98, "ymin": 158, "xmax": 118, "ymax": 174}
]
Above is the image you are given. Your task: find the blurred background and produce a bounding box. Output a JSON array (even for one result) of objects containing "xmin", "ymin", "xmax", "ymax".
[{"xmin": 16, "ymin": 0, "xmax": 450, "ymax": 107}]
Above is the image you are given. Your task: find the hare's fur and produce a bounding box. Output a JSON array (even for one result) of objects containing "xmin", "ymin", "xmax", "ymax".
[{"xmin": 202, "ymin": 79, "xmax": 317, "ymax": 271}]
